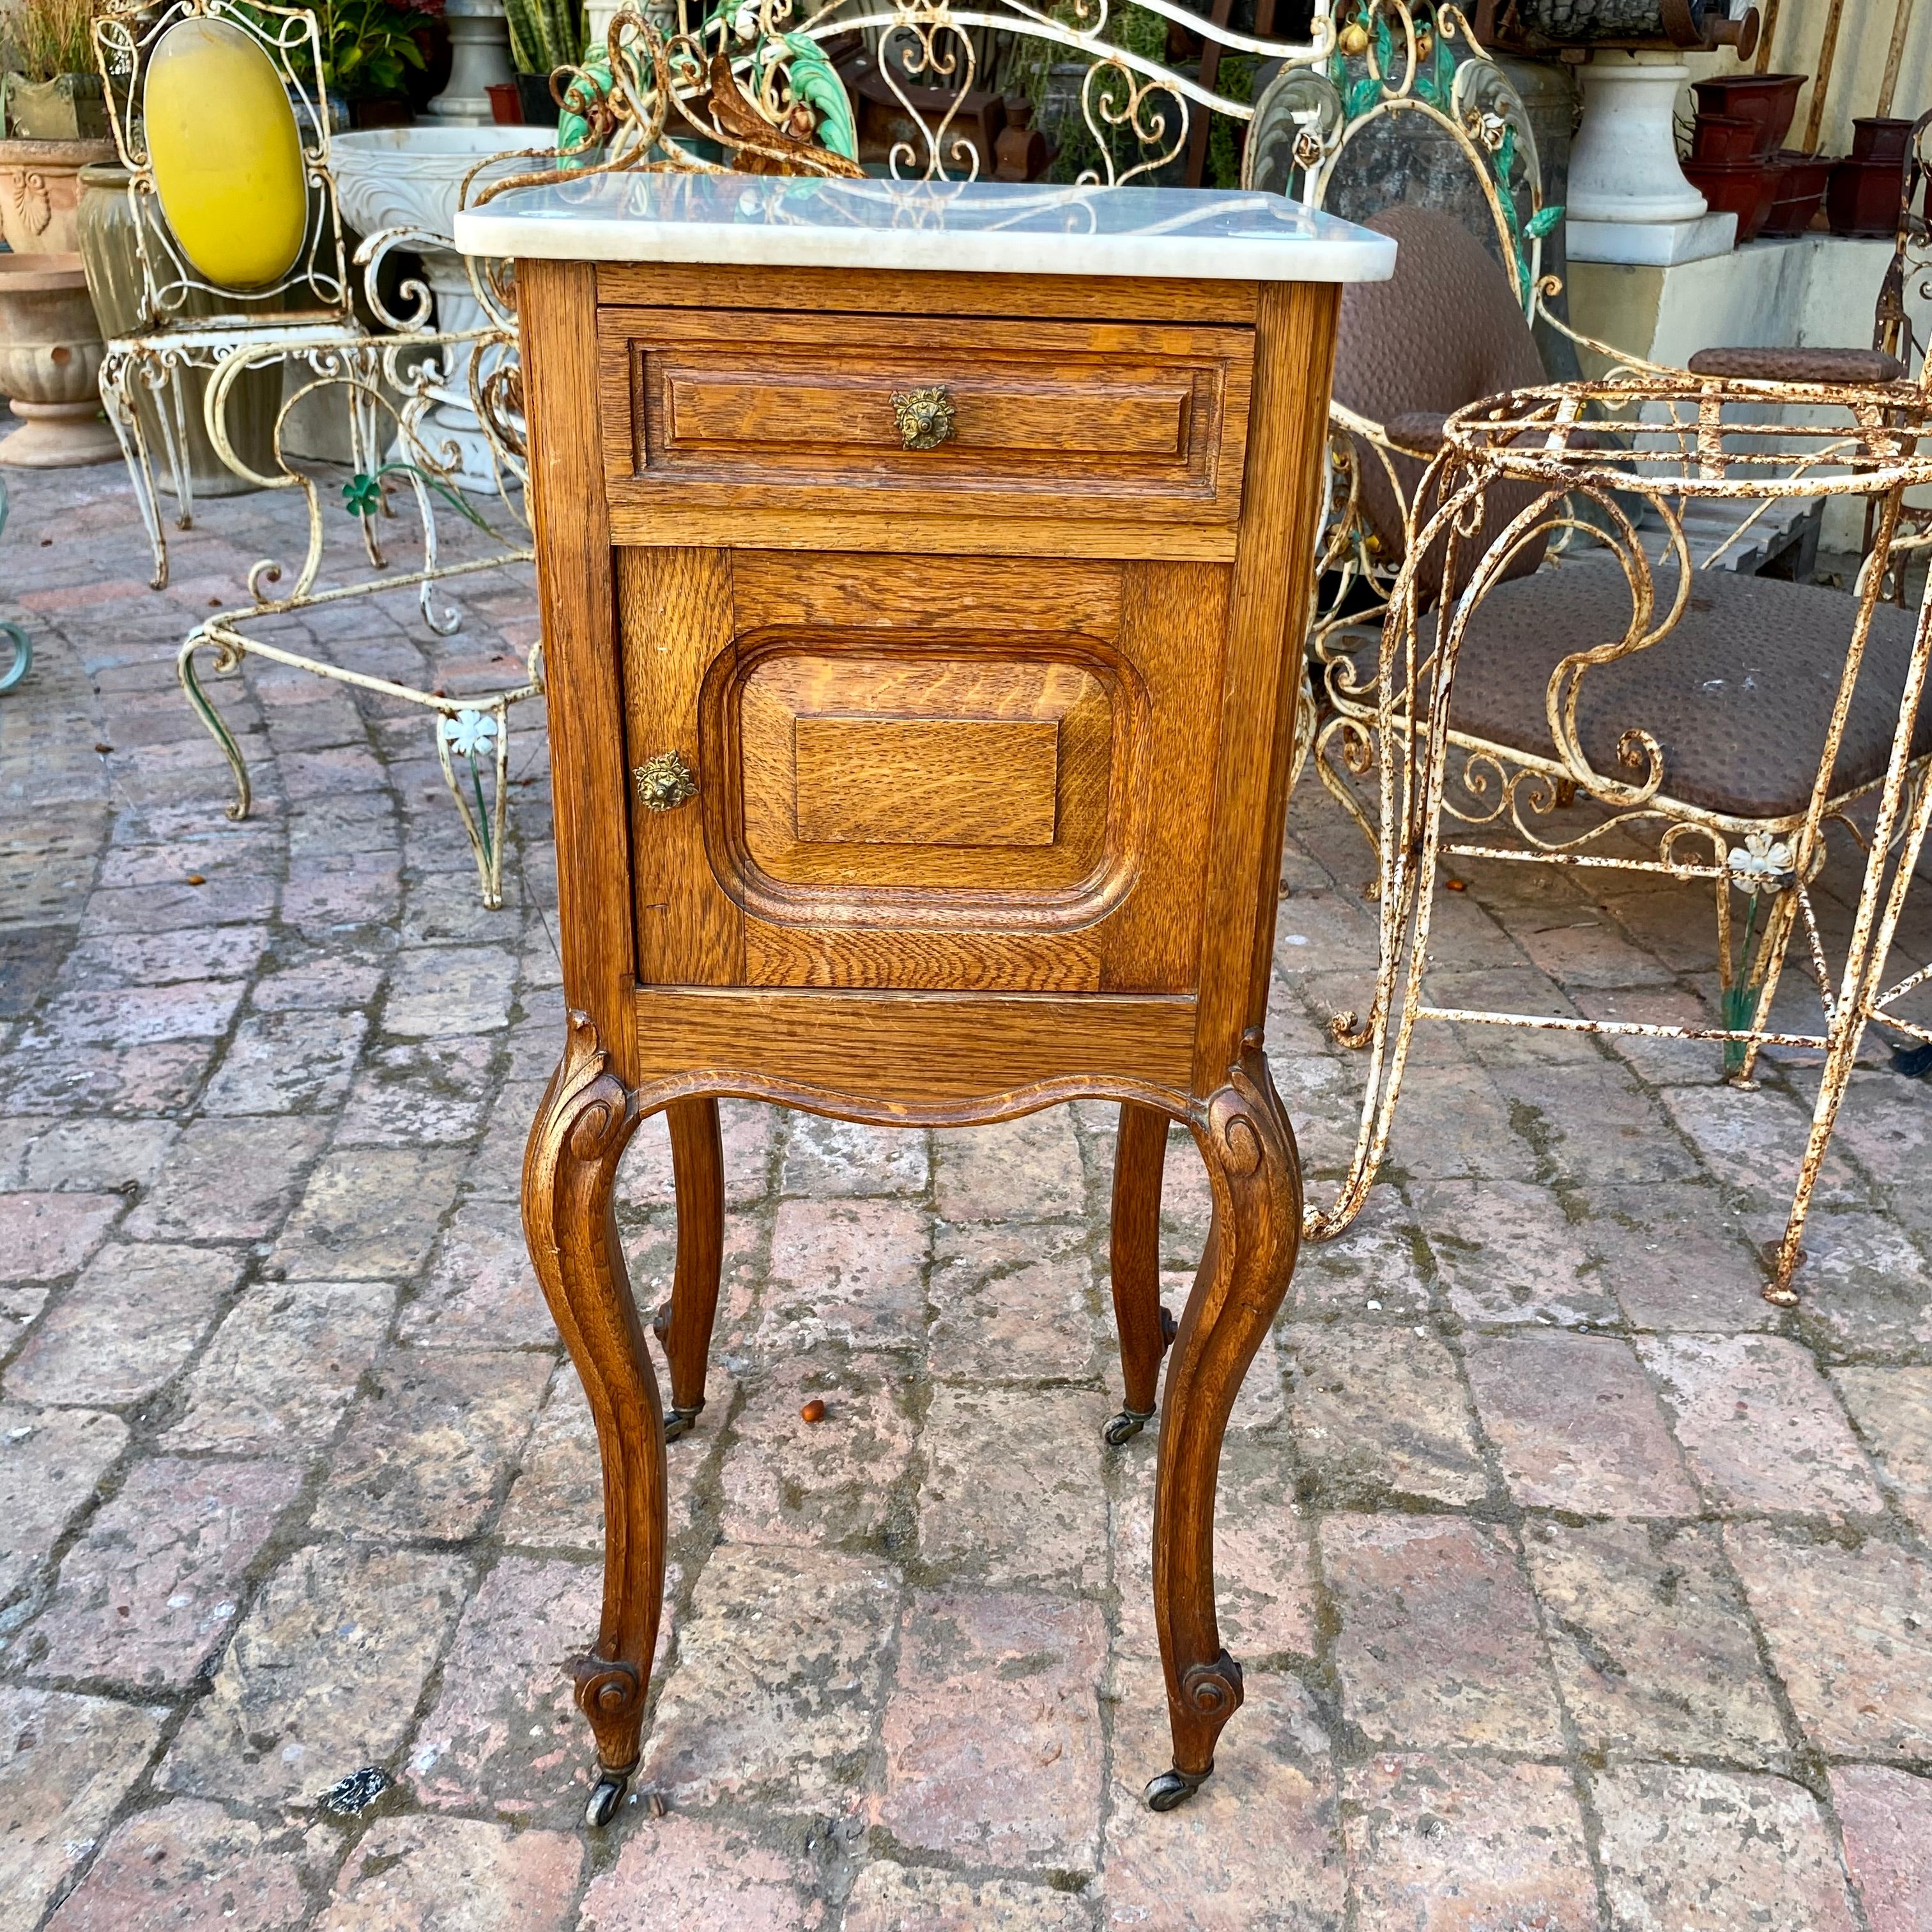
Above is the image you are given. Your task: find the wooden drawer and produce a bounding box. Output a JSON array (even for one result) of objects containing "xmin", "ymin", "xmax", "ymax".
[{"xmin": 598, "ymin": 308, "xmax": 1254, "ymax": 542}]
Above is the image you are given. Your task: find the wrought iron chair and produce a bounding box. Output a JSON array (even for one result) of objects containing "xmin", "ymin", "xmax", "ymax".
[
  {"xmin": 90, "ymin": 0, "xmax": 541, "ymax": 905},
  {"xmin": 1241, "ymin": 2, "xmax": 1564, "ymax": 793},
  {"xmin": 1305, "ymin": 373, "xmax": 1932, "ymax": 1307}
]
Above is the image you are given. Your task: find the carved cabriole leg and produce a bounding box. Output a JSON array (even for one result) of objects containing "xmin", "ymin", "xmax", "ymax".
[
  {"xmin": 1107, "ymin": 1102, "xmax": 1177, "ymax": 1445},
  {"xmin": 654, "ymin": 1098, "xmax": 724, "ymax": 1441},
  {"xmin": 1146, "ymin": 1041, "xmax": 1301, "ymax": 1811},
  {"xmin": 522, "ymin": 1011, "xmax": 661, "ymax": 1828}
]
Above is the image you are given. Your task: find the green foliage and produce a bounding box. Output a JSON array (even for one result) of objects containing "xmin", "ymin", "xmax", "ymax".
[
  {"xmin": 342, "ymin": 464, "xmax": 493, "ymax": 531},
  {"xmin": 1411, "ymin": 24, "xmax": 1454, "ymax": 106},
  {"xmin": 505, "ymin": 0, "xmax": 585, "ymax": 78},
  {"xmin": 1526, "ymin": 203, "xmax": 1563, "ymax": 240},
  {"xmin": 1206, "ymin": 52, "xmax": 1255, "ymax": 192},
  {"xmin": 1, "ymin": 0, "xmax": 94, "ymax": 81},
  {"xmin": 274, "ymin": 0, "xmax": 434, "ymax": 100},
  {"xmin": 775, "ymin": 34, "xmax": 855, "ymax": 158},
  {"xmin": 1112, "ymin": 2, "xmax": 1167, "ymax": 62}
]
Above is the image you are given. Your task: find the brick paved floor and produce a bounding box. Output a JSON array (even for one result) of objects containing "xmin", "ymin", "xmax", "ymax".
[{"xmin": 3, "ymin": 457, "xmax": 1931, "ymax": 1931}]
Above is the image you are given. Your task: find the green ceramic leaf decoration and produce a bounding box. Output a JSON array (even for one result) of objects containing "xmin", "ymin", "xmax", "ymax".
[
  {"xmin": 779, "ymin": 33, "xmax": 855, "ymax": 158},
  {"xmin": 1345, "ymin": 74, "xmax": 1381, "ymax": 120},
  {"xmin": 1432, "ymin": 29, "xmax": 1453, "ymax": 100},
  {"xmin": 1372, "ymin": 10, "xmax": 1393, "ymax": 80},
  {"xmin": 555, "ymin": 52, "xmax": 609, "ymax": 166},
  {"xmin": 1526, "ymin": 203, "xmax": 1563, "ymax": 239}
]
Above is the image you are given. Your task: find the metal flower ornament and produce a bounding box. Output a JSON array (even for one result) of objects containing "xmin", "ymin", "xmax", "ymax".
[{"xmin": 438, "ymin": 703, "xmax": 510, "ymax": 878}]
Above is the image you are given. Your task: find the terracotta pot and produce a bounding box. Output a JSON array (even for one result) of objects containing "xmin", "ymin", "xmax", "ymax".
[
  {"xmin": 1682, "ymin": 157, "xmax": 1777, "ymax": 243},
  {"xmin": 1691, "ymin": 114, "xmax": 1759, "ymax": 164},
  {"xmin": 0, "ymin": 252, "xmax": 118, "ymax": 468},
  {"xmin": 0, "ymin": 137, "xmax": 116, "ymax": 254},
  {"xmin": 74, "ymin": 162, "xmax": 280, "ymax": 495},
  {"xmin": 1851, "ymin": 118, "xmax": 1914, "ymax": 165},
  {"xmin": 486, "ymin": 80, "xmax": 521, "ymax": 126},
  {"xmin": 1828, "ymin": 155, "xmax": 1906, "ymax": 238},
  {"xmin": 1689, "ymin": 74, "xmax": 1805, "ymax": 158},
  {"xmin": 1759, "ymin": 149, "xmax": 1832, "ymax": 235},
  {"xmin": 3, "ymin": 72, "xmax": 109, "ymax": 141}
]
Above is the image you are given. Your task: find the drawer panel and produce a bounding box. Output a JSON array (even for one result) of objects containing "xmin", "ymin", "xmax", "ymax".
[
  {"xmin": 717, "ymin": 644, "xmax": 1128, "ymax": 903},
  {"xmin": 599, "ymin": 309, "xmax": 1254, "ymax": 528},
  {"xmin": 732, "ymin": 651, "xmax": 1116, "ymax": 894}
]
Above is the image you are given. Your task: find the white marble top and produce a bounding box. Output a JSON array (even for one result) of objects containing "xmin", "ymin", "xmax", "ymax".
[{"xmin": 454, "ymin": 172, "xmax": 1395, "ymax": 282}]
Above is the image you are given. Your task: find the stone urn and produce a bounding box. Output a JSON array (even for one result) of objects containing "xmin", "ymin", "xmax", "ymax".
[
  {"xmin": 74, "ymin": 162, "xmax": 281, "ymax": 496},
  {"xmin": 427, "ymin": 0, "xmax": 516, "ymax": 124},
  {"xmin": 0, "ymin": 253, "xmax": 119, "ymax": 467},
  {"xmin": 0, "ymin": 137, "xmax": 116, "ymax": 254},
  {"xmin": 334, "ymin": 126, "xmax": 532, "ymax": 491}
]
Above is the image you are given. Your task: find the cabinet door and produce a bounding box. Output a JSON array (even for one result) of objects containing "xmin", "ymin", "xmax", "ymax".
[{"xmin": 619, "ymin": 548, "xmax": 1226, "ymax": 993}]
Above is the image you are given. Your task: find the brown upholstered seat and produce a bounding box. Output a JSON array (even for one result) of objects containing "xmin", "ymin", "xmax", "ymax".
[
  {"xmin": 1332, "ymin": 204, "xmax": 1549, "ymax": 586},
  {"xmin": 1421, "ymin": 551, "xmax": 1932, "ymax": 821}
]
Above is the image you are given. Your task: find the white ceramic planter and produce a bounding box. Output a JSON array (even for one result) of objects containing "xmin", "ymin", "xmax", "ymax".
[
  {"xmin": 1568, "ymin": 53, "xmax": 1705, "ymax": 224},
  {"xmin": 333, "ymin": 127, "xmax": 534, "ymax": 491},
  {"xmin": 1565, "ymin": 50, "xmax": 1740, "ymax": 266}
]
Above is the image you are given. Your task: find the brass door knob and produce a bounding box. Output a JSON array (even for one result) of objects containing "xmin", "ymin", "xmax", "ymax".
[
  {"xmin": 634, "ymin": 750, "xmax": 697, "ymax": 810},
  {"xmin": 891, "ymin": 385, "xmax": 956, "ymax": 451}
]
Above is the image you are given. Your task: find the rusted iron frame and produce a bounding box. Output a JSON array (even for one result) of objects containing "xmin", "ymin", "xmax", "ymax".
[{"xmin": 1306, "ymin": 380, "xmax": 1932, "ymax": 1308}]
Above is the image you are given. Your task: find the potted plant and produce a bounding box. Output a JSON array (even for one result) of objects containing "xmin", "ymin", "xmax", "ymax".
[
  {"xmin": 0, "ymin": 0, "xmax": 115, "ymax": 261},
  {"xmin": 505, "ymin": 0, "xmax": 584, "ymax": 126},
  {"xmin": 1, "ymin": 0, "xmax": 107, "ymax": 141},
  {"xmin": 291, "ymin": 0, "xmax": 440, "ymax": 128}
]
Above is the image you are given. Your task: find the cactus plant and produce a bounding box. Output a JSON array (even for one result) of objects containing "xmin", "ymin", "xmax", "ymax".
[{"xmin": 505, "ymin": 0, "xmax": 585, "ymax": 78}]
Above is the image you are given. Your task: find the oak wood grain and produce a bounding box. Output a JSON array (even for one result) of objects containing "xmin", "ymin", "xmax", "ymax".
[
  {"xmin": 1110, "ymin": 1101, "xmax": 1172, "ymax": 1418},
  {"xmin": 733, "ymin": 652, "xmax": 1109, "ymax": 891},
  {"xmin": 793, "ymin": 715, "xmax": 1062, "ymax": 848},
  {"xmin": 616, "ymin": 547, "xmax": 744, "ymax": 987},
  {"xmin": 595, "ymin": 261, "xmax": 1260, "ymax": 324},
  {"xmin": 1191, "ymin": 279, "xmax": 1339, "ymax": 1089},
  {"xmin": 1098, "ymin": 561, "xmax": 1227, "ymax": 994},
  {"xmin": 730, "ymin": 550, "xmax": 1125, "ymax": 637},
  {"xmin": 740, "ymin": 924, "xmax": 1103, "ymax": 991},
  {"xmin": 630, "ymin": 986, "xmax": 1197, "ymax": 1103},
  {"xmin": 518, "ymin": 259, "xmax": 636, "ymax": 1079},
  {"xmin": 606, "ymin": 504, "xmax": 1241, "ymax": 562}
]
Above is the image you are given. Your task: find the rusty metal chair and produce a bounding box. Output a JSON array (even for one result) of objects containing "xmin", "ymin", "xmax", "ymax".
[{"xmin": 1304, "ymin": 369, "xmax": 1932, "ymax": 1308}]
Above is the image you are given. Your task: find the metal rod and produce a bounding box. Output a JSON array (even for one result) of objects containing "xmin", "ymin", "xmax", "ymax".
[
  {"xmin": 1414, "ymin": 1005, "xmax": 1830, "ymax": 1050},
  {"xmin": 1879, "ymin": 0, "xmax": 1917, "ymax": 119},
  {"xmin": 1802, "ymin": 0, "xmax": 1846, "ymax": 153}
]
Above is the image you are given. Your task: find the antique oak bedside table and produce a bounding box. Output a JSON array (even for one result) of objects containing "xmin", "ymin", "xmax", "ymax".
[{"xmin": 456, "ymin": 174, "xmax": 1392, "ymax": 1828}]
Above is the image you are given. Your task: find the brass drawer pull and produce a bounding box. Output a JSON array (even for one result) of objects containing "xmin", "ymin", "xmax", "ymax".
[
  {"xmin": 891, "ymin": 385, "xmax": 956, "ymax": 451},
  {"xmin": 634, "ymin": 750, "xmax": 697, "ymax": 810}
]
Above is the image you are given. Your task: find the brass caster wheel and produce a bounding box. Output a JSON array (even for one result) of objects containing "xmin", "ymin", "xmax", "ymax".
[
  {"xmin": 1144, "ymin": 1765, "xmax": 1211, "ymax": 1812},
  {"xmin": 585, "ymin": 1767, "xmax": 631, "ymax": 1828},
  {"xmin": 663, "ymin": 1402, "xmax": 703, "ymax": 1443},
  {"xmin": 1103, "ymin": 1407, "xmax": 1155, "ymax": 1446}
]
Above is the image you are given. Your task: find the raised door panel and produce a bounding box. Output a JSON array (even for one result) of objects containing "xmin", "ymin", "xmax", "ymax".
[{"xmin": 620, "ymin": 550, "xmax": 1222, "ymax": 993}]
